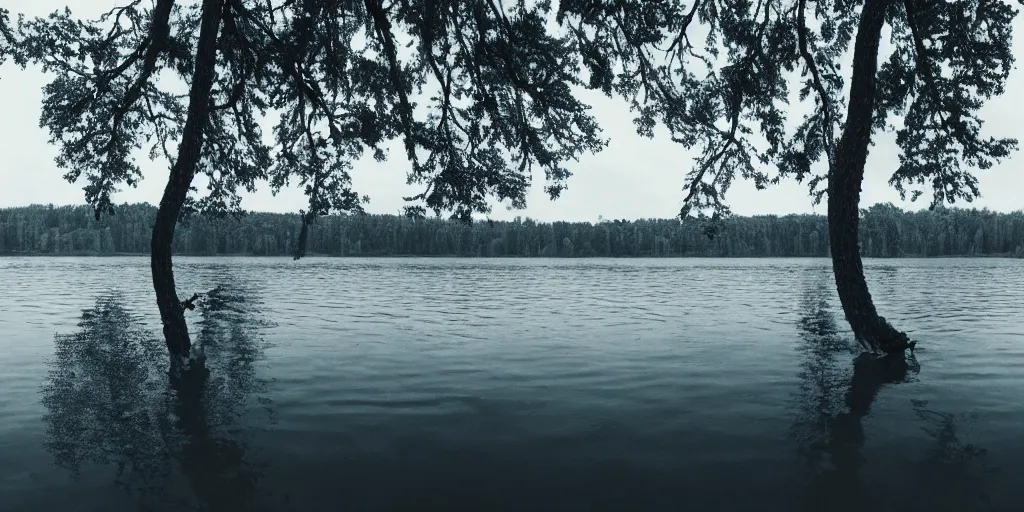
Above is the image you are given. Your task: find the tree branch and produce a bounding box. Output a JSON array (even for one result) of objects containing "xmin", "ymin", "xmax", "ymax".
[
  {"xmin": 797, "ymin": 0, "xmax": 836, "ymax": 168},
  {"xmin": 105, "ymin": 0, "xmax": 176, "ymax": 151},
  {"xmin": 363, "ymin": 0, "xmax": 417, "ymax": 164},
  {"xmin": 230, "ymin": 0, "xmax": 358, "ymax": 144},
  {"xmin": 902, "ymin": 0, "xmax": 949, "ymax": 126}
]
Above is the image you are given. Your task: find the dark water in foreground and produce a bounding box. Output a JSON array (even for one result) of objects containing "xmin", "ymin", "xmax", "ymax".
[{"xmin": 1, "ymin": 257, "xmax": 1022, "ymax": 511}]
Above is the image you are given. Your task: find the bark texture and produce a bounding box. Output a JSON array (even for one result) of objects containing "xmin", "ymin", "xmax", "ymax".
[
  {"xmin": 152, "ymin": 0, "xmax": 224, "ymax": 358},
  {"xmin": 827, "ymin": 0, "xmax": 914, "ymax": 354}
]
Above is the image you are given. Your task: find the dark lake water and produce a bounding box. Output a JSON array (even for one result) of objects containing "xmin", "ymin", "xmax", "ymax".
[{"xmin": 1, "ymin": 257, "xmax": 1022, "ymax": 511}]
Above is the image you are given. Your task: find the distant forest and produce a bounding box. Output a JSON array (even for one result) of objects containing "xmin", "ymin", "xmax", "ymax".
[{"xmin": 1, "ymin": 203, "xmax": 1023, "ymax": 258}]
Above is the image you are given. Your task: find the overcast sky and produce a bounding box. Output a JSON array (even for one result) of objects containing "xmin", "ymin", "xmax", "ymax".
[{"xmin": 1, "ymin": 0, "xmax": 1022, "ymax": 222}]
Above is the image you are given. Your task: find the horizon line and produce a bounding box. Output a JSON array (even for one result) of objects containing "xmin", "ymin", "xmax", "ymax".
[{"xmin": 2, "ymin": 200, "xmax": 1023, "ymax": 222}]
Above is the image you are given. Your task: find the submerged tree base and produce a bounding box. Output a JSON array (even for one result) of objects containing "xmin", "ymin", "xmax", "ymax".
[{"xmin": 853, "ymin": 315, "xmax": 916, "ymax": 355}]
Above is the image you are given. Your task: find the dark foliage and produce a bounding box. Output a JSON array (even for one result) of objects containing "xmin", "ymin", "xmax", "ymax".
[
  {"xmin": 556, "ymin": 0, "xmax": 1017, "ymax": 215},
  {"xmin": 0, "ymin": 8, "xmax": 11, "ymax": 64},
  {"xmin": 3, "ymin": 202, "xmax": 1022, "ymax": 258},
  {"xmin": 0, "ymin": 7, "xmax": 24, "ymax": 70},
  {"xmin": 15, "ymin": 0, "xmax": 604, "ymax": 234}
]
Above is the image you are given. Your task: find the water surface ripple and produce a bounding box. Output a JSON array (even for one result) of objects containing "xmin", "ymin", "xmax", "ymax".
[{"xmin": 1, "ymin": 257, "xmax": 1022, "ymax": 511}]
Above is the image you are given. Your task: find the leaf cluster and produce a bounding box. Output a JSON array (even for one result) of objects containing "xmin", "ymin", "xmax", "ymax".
[
  {"xmin": 16, "ymin": 0, "xmax": 606, "ymax": 230},
  {"xmin": 13, "ymin": 0, "xmax": 1019, "ymax": 230},
  {"xmin": 878, "ymin": 0, "xmax": 1018, "ymax": 208},
  {"xmin": 557, "ymin": 0, "xmax": 1017, "ymax": 217},
  {"xmin": 0, "ymin": 8, "xmax": 13, "ymax": 66}
]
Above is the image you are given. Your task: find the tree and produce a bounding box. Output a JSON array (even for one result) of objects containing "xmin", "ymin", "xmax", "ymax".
[
  {"xmin": 0, "ymin": 8, "xmax": 16, "ymax": 67},
  {"xmin": 558, "ymin": 0, "xmax": 1017, "ymax": 353},
  {"xmin": 16, "ymin": 0, "xmax": 605, "ymax": 360}
]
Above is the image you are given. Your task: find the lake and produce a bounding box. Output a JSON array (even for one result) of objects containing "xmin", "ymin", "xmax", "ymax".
[{"xmin": 1, "ymin": 257, "xmax": 1022, "ymax": 511}]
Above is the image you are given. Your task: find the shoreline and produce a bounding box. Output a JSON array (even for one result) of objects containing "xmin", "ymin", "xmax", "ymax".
[{"xmin": 1, "ymin": 253, "xmax": 1021, "ymax": 259}]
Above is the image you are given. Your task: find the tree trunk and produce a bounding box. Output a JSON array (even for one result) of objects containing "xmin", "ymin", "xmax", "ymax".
[
  {"xmin": 152, "ymin": 0, "xmax": 223, "ymax": 358},
  {"xmin": 293, "ymin": 211, "xmax": 314, "ymax": 260},
  {"xmin": 828, "ymin": 0, "xmax": 913, "ymax": 354}
]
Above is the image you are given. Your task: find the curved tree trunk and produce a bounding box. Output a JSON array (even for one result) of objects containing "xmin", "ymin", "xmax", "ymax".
[
  {"xmin": 293, "ymin": 211, "xmax": 314, "ymax": 260},
  {"xmin": 152, "ymin": 0, "xmax": 224, "ymax": 358},
  {"xmin": 828, "ymin": 0, "xmax": 913, "ymax": 354}
]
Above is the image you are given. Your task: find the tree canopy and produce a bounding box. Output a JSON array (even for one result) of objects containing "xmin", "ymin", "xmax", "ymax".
[
  {"xmin": 558, "ymin": 0, "xmax": 1017, "ymax": 216},
  {"xmin": 16, "ymin": 0, "xmax": 605, "ymax": 229},
  {"xmin": 0, "ymin": 7, "xmax": 16, "ymax": 66},
  {"xmin": 14, "ymin": 1, "xmax": 1018, "ymax": 228}
]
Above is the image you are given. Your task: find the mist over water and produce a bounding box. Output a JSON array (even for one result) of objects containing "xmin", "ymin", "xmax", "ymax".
[{"xmin": 1, "ymin": 257, "xmax": 1022, "ymax": 511}]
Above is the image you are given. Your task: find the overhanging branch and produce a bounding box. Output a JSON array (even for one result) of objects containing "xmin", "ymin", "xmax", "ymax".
[
  {"xmin": 797, "ymin": 0, "xmax": 836, "ymax": 168},
  {"xmin": 105, "ymin": 0, "xmax": 176, "ymax": 152},
  {"xmin": 902, "ymin": 0, "xmax": 949, "ymax": 126}
]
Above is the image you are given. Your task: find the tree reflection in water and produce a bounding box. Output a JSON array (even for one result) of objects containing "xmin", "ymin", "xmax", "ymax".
[
  {"xmin": 906, "ymin": 398, "xmax": 1000, "ymax": 510},
  {"xmin": 789, "ymin": 270, "xmax": 897, "ymax": 510},
  {"xmin": 40, "ymin": 281, "xmax": 274, "ymax": 511},
  {"xmin": 40, "ymin": 295, "xmax": 172, "ymax": 501},
  {"xmin": 791, "ymin": 270, "xmax": 996, "ymax": 511}
]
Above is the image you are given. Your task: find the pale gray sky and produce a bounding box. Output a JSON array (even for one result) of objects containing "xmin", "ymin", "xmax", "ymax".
[{"xmin": 1, "ymin": 0, "xmax": 1022, "ymax": 222}]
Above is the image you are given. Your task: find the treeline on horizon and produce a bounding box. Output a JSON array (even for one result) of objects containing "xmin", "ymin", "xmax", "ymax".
[{"xmin": 1, "ymin": 203, "xmax": 1023, "ymax": 258}]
